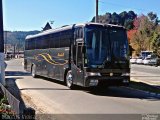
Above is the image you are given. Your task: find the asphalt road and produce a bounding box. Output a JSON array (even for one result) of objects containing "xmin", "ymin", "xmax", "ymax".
[{"xmin": 5, "ymin": 59, "xmax": 160, "ymax": 120}]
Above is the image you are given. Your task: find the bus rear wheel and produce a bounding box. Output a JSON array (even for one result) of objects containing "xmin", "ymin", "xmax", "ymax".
[
  {"xmin": 66, "ymin": 70, "xmax": 74, "ymax": 89},
  {"xmin": 31, "ymin": 64, "xmax": 37, "ymax": 78}
]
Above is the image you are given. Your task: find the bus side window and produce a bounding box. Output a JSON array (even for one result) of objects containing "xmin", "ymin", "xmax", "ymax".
[
  {"xmin": 77, "ymin": 44, "xmax": 83, "ymax": 68},
  {"xmin": 55, "ymin": 32, "xmax": 60, "ymax": 48},
  {"xmin": 79, "ymin": 28, "xmax": 83, "ymax": 38},
  {"xmin": 73, "ymin": 45, "xmax": 76, "ymax": 64},
  {"xmin": 59, "ymin": 30, "xmax": 71, "ymax": 48},
  {"xmin": 36, "ymin": 37, "xmax": 42, "ymax": 49},
  {"xmin": 42, "ymin": 35, "xmax": 49, "ymax": 49},
  {"xmin": 49, "ymin": 34, "xmax": 55, "ymax": 48},
  {"xmin": 75, "ymin": 28, "xmax": 83, "ymax": 40},
  {"xmin": 25, "ymin": 40, "xmax": 28, "ymax": 50},
  {"xmin": 28, "ymin": 39, "xmax": 35, "ymax": 50}
]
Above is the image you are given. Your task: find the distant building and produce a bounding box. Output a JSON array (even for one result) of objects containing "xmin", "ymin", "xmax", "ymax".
[
  {"xmin": 5, "ymin": 51, "xmax": 24, "ymax": 59},
  {"xmin": 43, "ymin": 22, "xmax": 52, "ymax": 31}
]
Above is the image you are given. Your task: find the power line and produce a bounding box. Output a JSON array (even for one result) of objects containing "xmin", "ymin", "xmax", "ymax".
[{"xmin": 99, "ymin": 0, "xmax": 160, "ymax": 14}]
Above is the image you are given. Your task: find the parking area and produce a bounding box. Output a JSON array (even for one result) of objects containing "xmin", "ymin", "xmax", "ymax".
[{"xmin": 130, "ymin": 56, "xmax": 160, "ymax": 67}]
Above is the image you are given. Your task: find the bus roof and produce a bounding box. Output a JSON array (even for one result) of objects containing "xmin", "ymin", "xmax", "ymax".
[{"xmin": 26, "ymin": 22, "xmax": 124, "ymax": 40}]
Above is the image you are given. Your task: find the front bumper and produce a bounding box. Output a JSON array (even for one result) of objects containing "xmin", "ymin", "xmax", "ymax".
[{"xmin": 84, "ymin": 75, "xmax": 130, "ymax": 87}]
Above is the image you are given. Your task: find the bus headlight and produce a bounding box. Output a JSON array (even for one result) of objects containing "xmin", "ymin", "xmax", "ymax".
[
  {"xmin": 86, "ymin": 72, "xmax": 101, "ymax": 76},
  {"xmin": 121, "ymin": 73, "xmax": 130, "ymax": 76},
  {"xmin": 89, "ymin": 80, "xmax": 99, "ymax": 86}
]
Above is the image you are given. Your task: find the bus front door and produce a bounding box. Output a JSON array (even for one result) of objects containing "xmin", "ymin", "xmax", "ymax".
[{"xmin": 72, "ymin": 42, "xmax": 84, "ymax": 86}]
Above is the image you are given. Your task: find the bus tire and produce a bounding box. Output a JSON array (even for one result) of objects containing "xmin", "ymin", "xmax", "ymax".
[
  {"xmin": 65, "ymin": 70, "xmax": 74, "ymax": 89},
  {"xmin": 31, "ymin": 64, "xmax": 37, "ymax": 78}
]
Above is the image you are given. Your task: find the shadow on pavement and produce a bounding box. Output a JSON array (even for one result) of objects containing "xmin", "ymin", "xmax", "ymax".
[
  {"xmin": 5, "ymin": 71, "xmax": 31, "ymax": 76},
  {"xmin": 42, "ymin": 76, "xmax": 160, "ymax": 100},
  {"xmin": 82, "ymin": 86, "xmax": 160, "ymax": 100}
]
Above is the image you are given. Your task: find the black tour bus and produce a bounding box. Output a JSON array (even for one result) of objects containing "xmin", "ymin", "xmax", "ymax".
[{"xmin": 24, "ymin": 22, "xmax": 130, "ymax": 89}]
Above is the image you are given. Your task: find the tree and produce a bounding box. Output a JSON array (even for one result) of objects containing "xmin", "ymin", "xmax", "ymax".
[
  {"xmin": 133, "ymin": 15, "xmax": 145, "ymax": 30},
  {"xmin": 119, "ymin": 11, "xmax": 137, "ymax": 29},
  {"xmin": 131, "ymin": 31, "xmax": 148, "ymax": 54},
  {"xmin": 148, "ymin": 12, "xmax": 157, "ymax": 21},
  {"xmin": 147, "ymin": 12, "xmax": 159, "ymax": 27},
  {"xmin": 127, "ymin": 29, "xmax": 137, "ymax": 41},
  {"xmin": 105, "ymin": 12, "xmax": 112, "ymax": 24},
  {"xmin": 119, "ymin": 11, "xmax": 128, "ymax": 26},
  {"xmin": 130, "ymin": 12, "xmax": 160, "ymax": 55},
  {"xmin": 91, "ymin": 11, "xmax": 137, "ymax": 30},
  {"xmin": 151, "ymin": 32, "xmax": 160, "ymax": 56},
  {"xmin": 128, "ymin": 11, "xmax": 137, "ymax": 20},
  {"xmin": 124, "ymin": 19, "xmax": 134, "ymax": 30},
  {"xmin": 111, "ymin": 12, "xmax": 121, "ymax": 25}
]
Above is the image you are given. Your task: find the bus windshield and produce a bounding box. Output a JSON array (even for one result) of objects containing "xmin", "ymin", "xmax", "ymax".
[
  {"xmin": 109, "ymin": 28, "xmax": 129, "ymax": 60},
  {"xmin": 85, "ymin": 27, "xmax": 129, "ymax": 68},
  {"xmin": 141, "ymin": 51, "xmax": 153, "ymax": 59},
  {"xmin": 85, "ymin": 28, "xmax": 111, "ymax": 67}
]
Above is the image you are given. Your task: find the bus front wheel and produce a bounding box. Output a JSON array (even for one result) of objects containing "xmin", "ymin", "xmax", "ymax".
[{"xmin": 66, "ymin": 70, "xmax": 74, "ymax": 89}]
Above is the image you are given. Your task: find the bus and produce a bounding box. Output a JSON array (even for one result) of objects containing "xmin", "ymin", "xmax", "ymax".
[
  {"xmin": 24, "ymin": 22, "xmax": 130, "ymax": 89},
  {"xmin": 140, "ymin": 51, "xmax": 153, "ymax": 59}
]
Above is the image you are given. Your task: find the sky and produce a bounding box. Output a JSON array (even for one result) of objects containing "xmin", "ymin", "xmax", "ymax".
[{"xmin": 3, "ymin": 0, "xmax": 160, "ymax": 31}]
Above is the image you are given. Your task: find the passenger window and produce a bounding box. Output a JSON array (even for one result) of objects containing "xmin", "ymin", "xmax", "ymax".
[{"xmin": 75, "ymin": 28, "xmax": 83, "ymax": 39}]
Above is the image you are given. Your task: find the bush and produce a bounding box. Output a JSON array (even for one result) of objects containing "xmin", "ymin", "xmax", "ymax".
[{"xmin": 0, "ymin": 96, "xmax": 15, "ymax": 119}]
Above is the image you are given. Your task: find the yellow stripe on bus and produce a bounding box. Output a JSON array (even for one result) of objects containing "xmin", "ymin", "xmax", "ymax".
[{"xmin": 35, "ymin": 53, "xmax": 68, "ymax": 66}]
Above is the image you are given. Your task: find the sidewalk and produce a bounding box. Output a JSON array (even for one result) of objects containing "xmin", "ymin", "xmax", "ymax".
[{"xmin": 131, "ymin": 71, "xmax": 160, "ymax": 87}]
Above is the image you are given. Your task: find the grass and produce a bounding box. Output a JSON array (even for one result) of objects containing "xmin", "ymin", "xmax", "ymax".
[{"xmin": 129, "ymin": 81, "xmax": 160, "ymax": 94}]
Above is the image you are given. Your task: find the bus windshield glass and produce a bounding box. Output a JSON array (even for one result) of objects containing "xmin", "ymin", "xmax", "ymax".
[
  {"xmin": 85, "ymin": 28, "xmax": 111, "ymax": 67},
  {"xmin": 109, "ymin": 28, "xmax": 129, "ymax": 60},
  {"xmin": 141, "ymin": 51, "xmax": 153, "ymax": 59},
  {"xmin": 85, "ymin": 27, "xmax": 128, "ymax": 68}
]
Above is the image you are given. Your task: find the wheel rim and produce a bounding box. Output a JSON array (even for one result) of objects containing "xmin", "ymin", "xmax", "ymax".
[{"xmin": 66, "ymin": 72, "xmax": 73, "ymax": 88}]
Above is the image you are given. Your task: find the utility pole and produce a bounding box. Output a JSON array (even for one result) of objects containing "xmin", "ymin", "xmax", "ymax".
[
  {"xmin": 0, "ymin": 0, "xmax": 6, "ymax": 86},
  {"xmin": 4, "ymin": 31, "xmax": 6, "ymax": 54},
  {"xmin": 95, "ymin": 0, "xmax": 99, "ymax": 23}
]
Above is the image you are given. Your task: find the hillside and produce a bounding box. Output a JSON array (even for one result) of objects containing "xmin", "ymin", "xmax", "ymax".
[{"xmin": 4, "ymin": 31, "xmax": 40, "ymax": 52}]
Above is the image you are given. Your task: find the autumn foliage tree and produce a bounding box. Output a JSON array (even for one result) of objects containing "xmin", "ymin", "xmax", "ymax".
[{"xmin": 130, "ymin": 12, "xmax": 160, "ymax": 56}]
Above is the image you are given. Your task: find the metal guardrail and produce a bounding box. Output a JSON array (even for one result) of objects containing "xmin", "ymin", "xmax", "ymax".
[{"xmin": 0, "ymin": 83, "xmax": 20, "ymax": 115}]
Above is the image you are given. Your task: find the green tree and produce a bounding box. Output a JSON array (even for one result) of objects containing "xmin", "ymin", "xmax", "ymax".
[
  {"xmin": 91, "ymin": 11, "xmax": 137, "ymax": 30},
  {"xmin": 119, "ymin": 11, "xmax": 137, "ymax": 29},
  {"xmin": 147, "ymin": 12, "xmax": 159, "ymax": 27},
  {"xmin": 124, "ymin": 19, "xmax": 134, "ymax": 30},
  {"xmin": 148, "ymin": 12, "xmax": 157, "ymax": 21},
  {"xmin": 111, "ymin": 12, "xmax": 121, "ymax": 24},
  {"xmin": 151, "ymin": 32, "xmax": 160, "ymax": 56},
  {"xmin": 119, "ymin": 11, "xmax": 128, "ymax": 26},
  {"xmin": 138, "ymin": 16, "xmax": 155, "ymax": 51}
]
